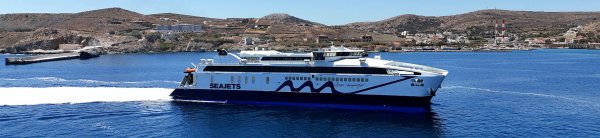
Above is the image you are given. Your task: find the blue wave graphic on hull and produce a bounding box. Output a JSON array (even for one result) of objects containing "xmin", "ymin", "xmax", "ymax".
[
  {"xmin": 275, "ymin": 80, "xmax": 342, "ymax": 94},
  {"xmin": 274, "ymin": 76, "xmax": 415, "ymax": 94}
]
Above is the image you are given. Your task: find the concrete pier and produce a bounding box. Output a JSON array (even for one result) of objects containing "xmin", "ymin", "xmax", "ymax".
[{"xmin": 5, "ymin": 51, "xmax": 99, "ymax": 65}]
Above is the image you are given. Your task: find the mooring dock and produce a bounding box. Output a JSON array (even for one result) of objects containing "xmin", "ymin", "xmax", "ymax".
[{"xmin": 5, "ymin": 51, "xmax": 99, "ymax": 65}]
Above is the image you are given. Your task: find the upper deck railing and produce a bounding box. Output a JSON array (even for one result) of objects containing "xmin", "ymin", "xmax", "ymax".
[{"xmin": 385, "ymin": 62, "xmax": 448, "ymax": 75}]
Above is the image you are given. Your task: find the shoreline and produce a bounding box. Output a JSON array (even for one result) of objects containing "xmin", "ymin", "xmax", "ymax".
[{"xmin": 3, "ymin": 47, "xmax": 599, "ymax": 55}]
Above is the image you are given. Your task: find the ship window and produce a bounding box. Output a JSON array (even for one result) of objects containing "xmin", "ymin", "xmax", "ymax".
[
  {"xmin": 336, "ymin": 52, "xmax": 350, "ymax": 56},
  {"xmin": 335, "ymin": 78, "xmax": 339, "ymax": 81},
  {"xmin": 238, "ymin": 76, "xmax": 241, "ymax": 83},
  {"xmin": 266, "ymin": 77, "xmax": 270, "ymax": 84},
  {"xmin": 245, "ymin": 76, "xmax": 248, "ymax": 84},
  {"xmin": 352, "ymin": 78, "xmax": 356, "ymax": 82},
  {"xmin": 230, "ymin": 76, "xmax": 234, "ymax": 83},
  {"xmin": 211, "ymin": 76, "xmax": 214, "ymax": 83},
  {"xmin": 252, "ymin": 76, "xmax": 255, "ymax": 84},
  {"xmin": 344, "ymin": 78, "xmax": 348, "ymax": 81},
  {"xmin": 366, "ymin": 78, "xmax": 369, "ymax": 82}
]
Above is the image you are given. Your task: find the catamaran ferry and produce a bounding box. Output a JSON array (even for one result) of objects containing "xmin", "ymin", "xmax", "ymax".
[{"xmin": 170, "ymin": 46, "xmax": 448, "ymax": 112}]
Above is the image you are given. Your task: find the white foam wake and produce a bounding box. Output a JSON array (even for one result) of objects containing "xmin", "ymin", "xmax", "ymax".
[
  {"xmin": 0, "ymin": 87, "xmax": 174, "ymax": 106},
  {"xmin": 0, "ymin": 77, "xmax": 180, "ymax": 84},
  {"xmin": 443, "ymin": 85, "xmax": 576, "ymax": 100}
]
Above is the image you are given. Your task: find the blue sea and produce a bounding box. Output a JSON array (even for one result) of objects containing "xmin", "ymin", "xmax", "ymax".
[{"xmin": 1, "ymin": 49, "xmax": 600, "ymax": 137}]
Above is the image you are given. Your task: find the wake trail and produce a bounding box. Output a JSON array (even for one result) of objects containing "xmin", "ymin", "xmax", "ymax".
[
  {"xmin": 443, "ymin": 85, "xmax": 600, "ymax": 108},
  {"xmin": 0, "ymin": 77, "xmax": 180, "ymax": 85},
  {"xmin": 0, "ymin": 87, "xmax": 174, "ymax": 106}
]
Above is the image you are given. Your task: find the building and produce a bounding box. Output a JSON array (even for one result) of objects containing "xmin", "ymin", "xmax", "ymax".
[
  {"xmin": 563, "ymin": 28, "xmax": 578, "ymax": 44},
  {"xmin": 244, "ymin": 37, "xmax": 254, "ymax": 45},
  {"xmin": 156, "ymin": 24, "xmax": 203, "ymax": 33},
  {"xmin": 316, "ymin": 35, "xmax": 329, "ymax": 44},
  {"xmin": 253, "ymin": 25, "xmax": 271, "ymax": 29},
  {"xmin": 361, "ymin": 35, "xmax": 373, "ymax": 42}
]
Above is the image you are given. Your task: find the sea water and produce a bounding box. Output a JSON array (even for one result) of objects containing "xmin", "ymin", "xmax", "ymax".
[{"xmin": 1, "ymin": 49, "xmax": 599, "ymax": 137}]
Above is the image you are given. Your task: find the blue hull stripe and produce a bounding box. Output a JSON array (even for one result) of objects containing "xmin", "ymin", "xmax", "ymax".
[{"xmin": 170, "ymin": 89, "xmax": 432, "ymax": 113}]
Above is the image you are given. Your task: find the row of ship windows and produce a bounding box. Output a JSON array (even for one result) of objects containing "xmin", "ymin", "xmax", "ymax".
[
  {"xmin": 210, "ymin": 76, "xmax": 369, "ymax": 84},
  {"xmin": 285, "ymin": 76, "xmax": 369, "ymax": 82},
  {"xmin": 211, "ymin": 76, "xmax": 271, "ymax": 84}
]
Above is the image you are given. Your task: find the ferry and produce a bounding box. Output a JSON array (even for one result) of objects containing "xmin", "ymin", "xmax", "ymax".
[{"xmin": 170, "ymin": 46, "xmax": 448, "ymax": 112}]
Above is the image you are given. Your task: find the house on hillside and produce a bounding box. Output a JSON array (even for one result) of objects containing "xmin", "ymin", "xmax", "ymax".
[
  {"xmin": 156, "ymin": 24, "xmax": 203, "ymax": 33},
  {"xmin": 361, "ymin": 35, "xmax": 373, "ymax": 42},
  {"xmin": 316, "ymin": 35, "xmax": 329, "ymax": 44}
]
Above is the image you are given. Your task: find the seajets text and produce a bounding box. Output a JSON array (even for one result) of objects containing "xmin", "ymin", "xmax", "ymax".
[{"xmin": 210, "ymin": 83, "xmax": 241, "ymax": 89}]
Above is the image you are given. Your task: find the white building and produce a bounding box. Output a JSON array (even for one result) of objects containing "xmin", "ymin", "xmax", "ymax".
[{"xmin": 156, "ymin": 24, "xmax": 203, "ymax": 33}]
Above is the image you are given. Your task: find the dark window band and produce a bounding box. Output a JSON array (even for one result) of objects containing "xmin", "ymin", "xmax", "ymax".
[
  {"xmin": 203, "ymin": 66, "xmax": 390, "ymax": 74},
  {"xmin": 260, "ymin": 57, "xmax": 312, "ymax": 61}
]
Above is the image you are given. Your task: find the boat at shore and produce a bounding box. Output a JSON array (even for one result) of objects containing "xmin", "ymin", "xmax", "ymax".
[{"xmin": 170, "ymin": 46, "xmax": 448, "ymax": 112}]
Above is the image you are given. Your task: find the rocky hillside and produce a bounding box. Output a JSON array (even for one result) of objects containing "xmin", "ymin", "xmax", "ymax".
[
  {"xmin": 257, "ymin": 13, "xmax": 323, "ymax": 26},
  {"xmin": 2, "ymin": 8, "xmax": 600, "ymax": 54},
  {"xmin": 50, "ymin": 8, "xmax": 159, "ymax": 33},
  {"xmin": 582, "ymin": 21, "xmax": 600, "ymax": 33},
  {"xmin": 148, "ymin": 13, "xmax": 224, "ymax": 25},
  {"xmin": 0, "ymin": 13, "xmax": 72, "ymax": 32},
  {"xmin": 347, "ymin": 10, "xmax": 600, "ymax": 36}
]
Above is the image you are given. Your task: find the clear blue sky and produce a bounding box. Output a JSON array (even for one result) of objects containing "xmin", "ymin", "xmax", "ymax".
[{"xmin": 1, "ymin": 0, "xmax": 599, "ymax": 25}]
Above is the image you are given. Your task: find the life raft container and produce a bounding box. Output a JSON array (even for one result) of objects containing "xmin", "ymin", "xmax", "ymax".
[{"xmin": 184, "ymin": 68, "xmax": 196, "ymax": 73}]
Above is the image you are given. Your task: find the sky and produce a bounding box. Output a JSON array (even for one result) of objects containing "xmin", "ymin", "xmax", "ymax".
[{"xmin": 1, "ymin": 0, "xmax": 599, "ymax": 25}]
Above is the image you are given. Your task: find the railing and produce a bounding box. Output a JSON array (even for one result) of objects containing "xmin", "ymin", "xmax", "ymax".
[{"xmin": 386, "ymin": 62, "xmax": 448, "ymax": 75}]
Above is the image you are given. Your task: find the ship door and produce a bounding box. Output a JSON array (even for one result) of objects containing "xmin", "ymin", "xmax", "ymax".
[{"xmin": 180, "ymin": 73, "xmax": 196, "ymax": 87}]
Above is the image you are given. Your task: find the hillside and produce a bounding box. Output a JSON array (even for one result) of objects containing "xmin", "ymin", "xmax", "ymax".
[
  {"xmin": 2, "ymin": 8, "xmax": 600, "ymax": 53},
  {"xmin": 257, "ymin": 13, "xmax": 324, "ymax": 26},
  {"xmin": 347, "ymin": 10, "xmax": 600, "ymax": 36},
  {"xmin": 0, "ymin": 13, "xmax": 72, "ymax": 32},
  {"xmin": 50, "ymin": 8, "xmax": 158, "ymax": 33}
]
